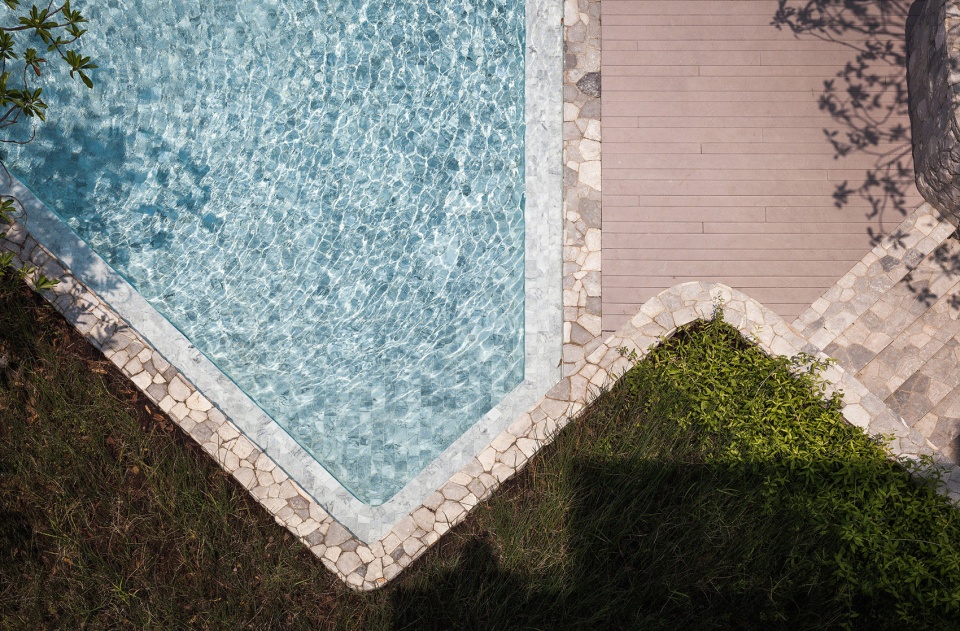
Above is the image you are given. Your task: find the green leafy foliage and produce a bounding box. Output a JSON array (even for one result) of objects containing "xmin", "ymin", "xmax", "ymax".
[
  {"xmin": 622, "ymin": 316, "xmax": 960, "ymax": 626},
  {"xmin": 0, "ymin": 3, "xmax": 92, "ymax": 287},
  {"xmin": 0, "ymin": 193, "xmax": 58, "ymax": 290},
  {"xmin": 63, "ymin": 48, "xmax": 93, "ymax": 88},
  {"xmin": 3, "ymin": 269, "xmax": 960, "ymax": 628},
  {"xmin": 0, "ymin": 196, "xmax": 14, "ymax": 223},
  {"xmin": 0, "ymin": 1, "xmax": 96, "ymax": 136}
]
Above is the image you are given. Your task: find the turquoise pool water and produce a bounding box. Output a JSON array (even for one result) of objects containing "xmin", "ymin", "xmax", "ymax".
[{"xmin": 8, "ymin": 0, "xmax": 526, "ymax": 505}]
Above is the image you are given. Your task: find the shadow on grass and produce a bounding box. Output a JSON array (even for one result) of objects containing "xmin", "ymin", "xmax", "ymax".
[
  {"xmin": 391, "ymin": 452, "xmax": 960, "ymax": 630},
  {"xmin": 5, "ymin": 273, "xmax": 960, "ymax": 630},
  {"xmin": 390, "ymin": 457, "xmax": 850, "ymax": 630},
  {"xmin": 0, "ymin": 275, "xmax": 378, "ymax": 630},
  {"xmin": 389, "ymin": 320, "xmax": 960, "ymax": 630}
]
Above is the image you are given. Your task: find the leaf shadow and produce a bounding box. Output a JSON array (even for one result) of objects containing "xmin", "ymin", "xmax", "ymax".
[{"xmin": 771, "ymin": 0, "xmax": 923, "ymax": 244}]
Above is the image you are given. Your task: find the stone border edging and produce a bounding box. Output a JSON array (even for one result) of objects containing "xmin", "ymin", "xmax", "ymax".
[
  {"xmin": 794, "ymin": 203, "xmax": 958, "ymax": 351},
  {"xmin": 5, "ymin": 219, "xmax": 955, "ymax": 590},
  {"xmin": 562, "ymin": 0, "xmax": 603, "ymax": 376}
]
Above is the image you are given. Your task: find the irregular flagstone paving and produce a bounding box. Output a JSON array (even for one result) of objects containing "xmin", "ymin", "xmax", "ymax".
[
  {"xmin": 795, "ymin": 203, "xmax": 960, "ymax": 470},
  {"xmin": 5, "ymin": 212, "xmax": 959, "ymax": 589},
  {"xmin": 562, "ymin": 0, "xmax": 603, "ymax": 375}
]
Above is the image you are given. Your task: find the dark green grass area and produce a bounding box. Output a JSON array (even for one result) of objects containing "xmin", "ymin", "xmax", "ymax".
[{"xmin": 2, "ymin": 271, "xmax": 960, "ymax": 630}]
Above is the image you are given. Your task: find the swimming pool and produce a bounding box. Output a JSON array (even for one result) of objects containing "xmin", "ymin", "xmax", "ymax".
[{"xmin": 6, "ymin": 0, "xmax": 541, "ymax": 507}]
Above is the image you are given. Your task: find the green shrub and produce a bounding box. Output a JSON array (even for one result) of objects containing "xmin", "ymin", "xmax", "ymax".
[
  {"xmin": 626, "ymin": 315, "xmax": 960, "ymax": 626},
  {"xmin": 5, "ymin": 269, "xmax": 960, "ymax": 629}
]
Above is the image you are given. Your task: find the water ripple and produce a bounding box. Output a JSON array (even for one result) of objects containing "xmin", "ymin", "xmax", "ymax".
[{"xmin": 7, "ymin": 0, "xmax": 526, "ymax": 505}]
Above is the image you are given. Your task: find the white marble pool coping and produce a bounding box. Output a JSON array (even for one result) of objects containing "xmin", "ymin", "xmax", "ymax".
[{"xmin": 0, "ymin": 0, "xmax": 564, "ymax": 545}]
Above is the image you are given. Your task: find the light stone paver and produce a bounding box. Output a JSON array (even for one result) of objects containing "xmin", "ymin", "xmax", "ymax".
[
  {"xmin": 828, "ymin": 238, "xmax": 960, "ymax": 396},
  {"xmin": 794, "ymin": 202, "xmax": 960, "ymax": 496},
  {"xmin": 563, "ymin": 0, "xmax": 603, "ymax": 377},
  {"xmin": 9, "ymin": 212, "xmax": 957, "ymax": 589},
  {"xmin": 794, "ymin": 204, "xmax": 953, "ymax": 348}
]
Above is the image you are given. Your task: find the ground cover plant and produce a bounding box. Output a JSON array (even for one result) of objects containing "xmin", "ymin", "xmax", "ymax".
[{"xmin": 2, "ymin": 271, "xmax": 960, "ymax": 629}]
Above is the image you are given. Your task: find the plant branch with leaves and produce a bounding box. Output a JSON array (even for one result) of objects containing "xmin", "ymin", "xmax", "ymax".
[{"xmin": 0, "ymin": 0, "xmax": 95, "ymax": 290}]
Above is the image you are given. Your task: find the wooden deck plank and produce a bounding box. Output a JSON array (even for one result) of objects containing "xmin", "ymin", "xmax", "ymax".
[
  {"xmin": 602, "ymin": 65, "xmax": 702, "ymax": 76},
  {"xmin": 603, "ymin": 1, "xmax": 820, "ymax": 16},
  {"xmin": 605, "ymin": 286, "xmax": 829, "ymax": 304},
  {"xmin": 621, "ymin": 40, "xmax": 897, "ymax": 53},
  {"xmin": 605, "ymin": 75, "xmax": 893, "ymax": 91},
  {"xmin": 604, "ymin": 195, "xmax": 892, "ymax": 208},
  {"xmin": 604, "ymin": 259, "xmax": 855, "ymax": 277},
  {"xmin": 601, "ymin": 206, "xmax": 768, "ymax": 222},
  {"xmin": 606, "ymin": 153, "xmax": 876, "ymax": 170},
  {"xmin": 606, "ymin": 179, "xmax": 863, "ymax": 197},
  {"xmin": 701, "ymin": 141, "xmax": 906, "ymax": 154},
  {"xmin": 614, "ymin": 116, "xmax": 879, "ymax": 129},
  {"xmin": 697, "ymin": 64, "xmax": 905, "ymax": 77},
  {"xmin": 602, "ymin": 25, "xmax": 871, "ymax": 41},
  {"xmin": 602, "ymin": 127, "xmax": 764, "ymax": 142},
  {"xmin": 604, "ymin": 90, "xmax": 887, "ymax": 103},
  {"xmin": 605, "ymin": 14, "xmax": 802, "ymax": 26},
  {"xmin": 600, "ymin": 0, "xmax": 922, "ymax": 334},
  {"xmin": 606, "ymin": 221, "xmax": 875, "ymax": 234},
  {"xmin": 605, "ymin": 167, "xmax": 833, "ymax": 181},
  {"xmin": 602, "ymin": 248, "xmax": 869, "ymax": 262},
  {"xmin": 605, "ymin": 101, "xmax": 830, "ymax": 117},
  {"xmin": 700, "ymin": 221, "xmax": 879, "ymax": 234},
  {"xmin": 604, "ymin": 275, "xmax": 856, "ymax": 288},
  {"xmin": 604, "ymin": 232, "xmax": 875, "ymax": 250},
  {"xmin": 603, "ymin": 50, "xmax": 762, "ymax": 66}
]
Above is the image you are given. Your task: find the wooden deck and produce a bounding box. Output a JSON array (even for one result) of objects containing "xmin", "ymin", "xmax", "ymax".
[{"xmin": 600, "ymin": 0, "xmax": 922, "ymax": 334}]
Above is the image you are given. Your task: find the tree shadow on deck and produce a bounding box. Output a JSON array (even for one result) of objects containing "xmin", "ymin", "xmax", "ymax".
[{"xmin": 771, "ymin": 0, "xmax": 923, "ymax": 244}]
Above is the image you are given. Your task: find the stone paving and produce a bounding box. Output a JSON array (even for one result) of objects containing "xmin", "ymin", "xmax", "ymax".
[
  {"xmin": 794, "ymin": 203, "xmax": 960, "ymax": 480},
  {"xmin": 7, "ymin": 209, "xmax": 959, "ymax": 590},
  {"xmin": 916, "ymin": 386, "xmax": 960, "ymax": 464},
  {"xmin": 851, "ymin": 249, "xmax": 960, "ymax": 398},
  {"xmin": 793, "ymin": 204, "xmax": 956, "ymax": 349},
  {"xmin": 562, "ymin": 0, "xmax": 603, "ymax": 376}
]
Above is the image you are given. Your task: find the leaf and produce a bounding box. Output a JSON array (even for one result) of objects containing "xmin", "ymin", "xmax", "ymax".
[{"xmin": 33, "ymin": 273, "xmax": 59, "ymax": 291}]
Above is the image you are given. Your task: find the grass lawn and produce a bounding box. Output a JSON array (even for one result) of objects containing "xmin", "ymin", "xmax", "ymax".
[{"xmin": 2, "ymin": 271, "xmax": 960, "ymax": 630}]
